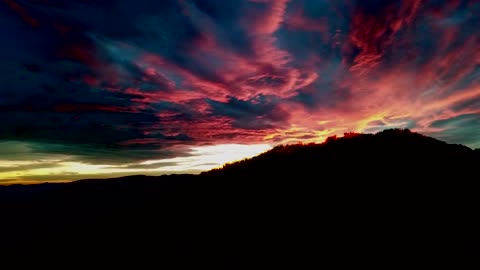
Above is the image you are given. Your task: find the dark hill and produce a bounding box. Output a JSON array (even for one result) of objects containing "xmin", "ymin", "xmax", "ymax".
[
  {"xmin": 206, "ymin": 128, "xmax": 477, "ymax": 178},
  {"xmin": 1, "ymin": 129, "xmax": 480, "ymax": 268}
]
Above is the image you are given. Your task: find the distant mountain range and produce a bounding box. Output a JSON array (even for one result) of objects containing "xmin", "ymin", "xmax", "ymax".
[{"xmin": 1, "ymin": 129, "xmax": 480, "ymax": 268}]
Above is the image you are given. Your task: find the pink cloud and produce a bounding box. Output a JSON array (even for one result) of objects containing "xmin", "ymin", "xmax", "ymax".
[
  {"xmin": 284, "ymin": 7, "xmax": 328, "ymax": 33},
  {"xmin": 137, "ymin": 27, "xmax": 317, "ymax": 102},
  {"xmin": 40, "ymin": 0, "xmax": 480, "ymax": 151},
  {"xmin": 414, "ymin": 36, "xmax": 480, "ymax": 97},
  {"xmin": 246, "ymin": 0, "xmax": 289, "ymax": 35},
  {"xmin": 124, "ymin": 87, "xmax": 205, "ymax": 104}
]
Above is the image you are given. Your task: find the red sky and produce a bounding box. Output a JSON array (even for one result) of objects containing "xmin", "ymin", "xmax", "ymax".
[{"xmin": 1, "ymin": 0, "xmax": 479, "ymax": 183}]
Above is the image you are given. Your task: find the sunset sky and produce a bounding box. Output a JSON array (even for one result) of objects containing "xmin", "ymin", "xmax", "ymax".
[{"xmin": 1, "ymin": 0, "xmax": 479, "ymax": 183}]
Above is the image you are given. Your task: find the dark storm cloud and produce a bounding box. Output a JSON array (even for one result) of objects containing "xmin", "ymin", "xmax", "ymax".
[
  {"xmin": 27, "ymin": 142, "xmax": 185, "ymax": 165},
  {"xmin": 0, "ymin": 140, "xmax": 192, "ymax": 170},
  {"xmin": 207, "ymin": 96, "xmax": 290, "ymax": 130}
]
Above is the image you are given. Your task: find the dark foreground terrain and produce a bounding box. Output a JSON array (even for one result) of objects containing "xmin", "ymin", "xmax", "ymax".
[{"xmin": 1, "ymin": 129, "xmax": 480, "ymax": 268}]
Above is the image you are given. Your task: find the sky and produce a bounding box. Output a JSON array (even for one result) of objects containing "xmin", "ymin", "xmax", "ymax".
[{"xmin": 1, "ymin": 0, "xmax": 479, "ymax": 183}]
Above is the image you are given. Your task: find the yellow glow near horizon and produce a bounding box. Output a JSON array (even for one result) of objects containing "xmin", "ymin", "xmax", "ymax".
[
  {"xmin": 0, "ymin": 161, "xmax": 123, "ymax": 181},
  {"xmin": 0, "ymin": 143, "xmax": 273, "ymax": 183},
  {"xmin": 140, "ymin": 143, "xmax": 273, "ymax": 171},
  {"xmin": 263, "ymin": 124, "xmax": 345, "ymax": 144}
]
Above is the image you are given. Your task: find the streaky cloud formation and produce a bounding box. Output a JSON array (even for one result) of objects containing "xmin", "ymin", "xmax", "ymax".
[{"xmin": 0, "ymin": 0, "xmax": 479, "ymax": 182}]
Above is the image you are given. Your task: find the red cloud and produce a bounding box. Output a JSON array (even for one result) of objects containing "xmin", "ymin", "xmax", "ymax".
[
  {"xmin": 61, "ymin": 0, "xmax": 480, "ymax": 151},
  {"xmin": 151, "ymin": 115, "xmax": 272, "ymax": 145},
  {"xmin": 57, "ymin": 44, "xmax": 99, "ymax": 67},
  {"xmin": 348, "ymin": 0, "xmax": 422, "ymax": 74},
  {"xmin": 2, "ymin": 0, "xmax": 40, "ymax": 27},
  {"xmin": 5, "ymin": 0, "xmax": 479, "ymax": 159}
]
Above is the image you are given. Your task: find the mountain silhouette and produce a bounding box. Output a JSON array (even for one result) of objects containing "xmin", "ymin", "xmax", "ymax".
[{"xmin": 1, "ymin": 129, "xmax": 480, "ymax": 268}]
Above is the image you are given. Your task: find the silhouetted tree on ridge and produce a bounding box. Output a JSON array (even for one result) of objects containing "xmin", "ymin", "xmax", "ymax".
[
  {"xmin": 0, "ymin": 128, "xmax": 479, "ymax": 268},
  {"xmin": 203, "ymin": 128, "xmax": 477, "ymax": 181}
]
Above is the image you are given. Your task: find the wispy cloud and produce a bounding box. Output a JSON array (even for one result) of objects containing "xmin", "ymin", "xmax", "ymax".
[{"xmin": 1, "ymin": 0, "xmax": 479, "ymax": 182}]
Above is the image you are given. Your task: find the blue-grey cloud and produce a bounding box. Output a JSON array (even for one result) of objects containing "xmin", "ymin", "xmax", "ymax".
[{"xmin": 0, "ymin": 0, "xmax": 479, "ymax": 182}]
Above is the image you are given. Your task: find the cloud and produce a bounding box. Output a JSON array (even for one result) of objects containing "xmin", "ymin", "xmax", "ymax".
[
  {"xmin": 0, "ymin": 141, "xmax": 272, "ymax": 183},
  {"xmin": 207, "ymin": 95, "xmax": 290, "ymax": 130},
  {"xmin": 1, "ymin": 0, "xmax": 480, "ymax": 181},
  {"xmin": 427, "ymin": 113, "xmax": 480, "ymax": 148},
  {"xmin": 346, "ymin": 0, "xmax": 422, "ymax": 74},
  {"xmin": 0, "ymin": 162, "xmax": 59, "ymax": 173}
]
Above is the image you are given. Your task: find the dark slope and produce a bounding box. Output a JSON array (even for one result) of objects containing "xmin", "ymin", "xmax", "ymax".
[
  {"xmin": 206, "ymin": 129, "xmax": 477, "ymax": 178},
  {"xmin": 1, "ymin": 129, "xmax": 480, "ymax": 268}
]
